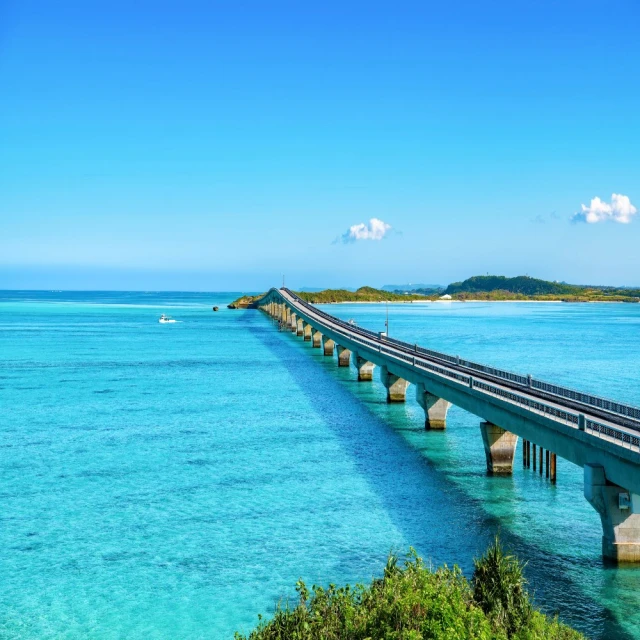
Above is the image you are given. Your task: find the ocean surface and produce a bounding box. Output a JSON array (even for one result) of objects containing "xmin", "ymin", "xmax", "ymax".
[{"xmin": 1, "ymin": 291, "xmax": 640, "ymax": 639}]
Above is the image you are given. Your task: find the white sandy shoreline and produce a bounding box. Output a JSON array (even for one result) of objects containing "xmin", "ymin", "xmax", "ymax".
[{"xmin": 322, "ymin": 299, "xmax": 635, "ymax": 304}]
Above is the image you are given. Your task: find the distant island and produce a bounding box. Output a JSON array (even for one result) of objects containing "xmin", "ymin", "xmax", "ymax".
[
  {"xmin": 228, "ymin": 275, "xmax": 640, "ymax": 308},
  {"xmin": 440, "ymin": 275, "xmax": 640, "ymax": 302},
  {"xmin": 381, "ymin": 283, "xmax": 444, "ymax": 292}
]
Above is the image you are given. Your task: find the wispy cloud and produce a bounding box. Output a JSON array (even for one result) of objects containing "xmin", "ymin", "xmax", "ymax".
[
  {"xmin": 531, "ymin": 211, "xmax": 559, "ymax": 225},
  {"xmin": 335, "ymin": 218, "xmax": 392, "ymax": 244},
  {"xmin": 572, "ymin": 193, "xmax": 637, "ymax": 224}
]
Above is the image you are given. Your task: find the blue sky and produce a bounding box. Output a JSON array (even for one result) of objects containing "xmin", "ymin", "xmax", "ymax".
[{"xmin": 1, "ymin": 0, "xmax": 639, "ymax": 290}]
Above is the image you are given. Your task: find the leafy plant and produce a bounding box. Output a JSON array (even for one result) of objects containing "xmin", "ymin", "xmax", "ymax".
[
  {"xmin": 471, "ymin": 536, "xmax": 532, "ymax": 637},
  {"xmin": 235, "ymin": 543, "xmax": 584, "ymax": 640}
]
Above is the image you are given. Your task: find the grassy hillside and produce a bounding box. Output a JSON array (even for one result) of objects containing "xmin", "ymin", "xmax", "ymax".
[
  {"xmin": 296, "ymin": 286, "xmax": 426, "ymax": 303},
  {"xmin": 445, "ymin": 275, "xmax": 578, "ymax": 296}
]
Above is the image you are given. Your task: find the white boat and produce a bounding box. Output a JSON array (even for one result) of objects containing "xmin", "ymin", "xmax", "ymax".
[{"xmin": 159, "ymin": 314, "xmax": 177, "ymax": 324}]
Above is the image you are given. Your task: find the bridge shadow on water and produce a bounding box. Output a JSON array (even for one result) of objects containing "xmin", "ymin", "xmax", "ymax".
[{"xmin": 241, "ymin": 312, "xmax": 634, "ymax": 640}]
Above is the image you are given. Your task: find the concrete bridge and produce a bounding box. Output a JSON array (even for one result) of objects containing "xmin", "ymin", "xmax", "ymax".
[{"xmin": 257, "ymin": 288, "xmax": 640, "ymax": 563}]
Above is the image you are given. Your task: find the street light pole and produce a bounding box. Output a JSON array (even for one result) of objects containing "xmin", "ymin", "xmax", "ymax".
[{"xmin": 385, "ymin": 301, "xmax": 389, "ymax": 336}]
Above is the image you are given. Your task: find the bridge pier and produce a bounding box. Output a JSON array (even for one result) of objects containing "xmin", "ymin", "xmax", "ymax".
[
  {"xmin": 303, "ymin": 322, "xmax": 313, "ymax": 341},
  {"xmin": 416, "ymin": 384, "xmax": 451, "ymax": 429},
  {"xmin": 585, "ymin": 463, "xmax": 640, "ymax": 563},
  {"xmin": 312, "ymin": 330, "xmax": 322, "ymax": 348},
  {"xmin": 380, "ymin": 366, "xmax": 409, "ymax": 402},
  {"xmin": 322, "ymin": 336, "xmax": 335, "ymax": 356},
  {"xmin": 296, "ymin": 318, "xmax": 304, "ymax": 336},
  {"xmin": 480, "ymin": 421, "xmax": 518, "ymax": 474},
  {"xmin": 289, "ymin": 312, "xmax": 297, "ymax": 332},
  {"xmin": 354, "ymin": 355, "xmax": 375, "ymax": 381},
  {"xmin": 337, "ymin": 345, "xmax": 351, "ymax": 367}
]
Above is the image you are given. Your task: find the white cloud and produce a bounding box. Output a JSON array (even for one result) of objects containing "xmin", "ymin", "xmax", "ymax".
[
  {"xmin": 572, "ymin": 193, "xmax": 637, "ymax": 224},
  {"xmin": 339, "ymin": 218, "xmax": 392, "ymax": 243}
]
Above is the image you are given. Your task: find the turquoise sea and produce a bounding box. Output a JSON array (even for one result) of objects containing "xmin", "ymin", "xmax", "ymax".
[{"xmin": 1, "ymin": 291, "xmax": 640, "ymax": 639}]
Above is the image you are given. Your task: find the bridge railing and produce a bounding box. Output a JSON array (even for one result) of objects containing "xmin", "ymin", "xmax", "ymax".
[
  {"xmin": 472, "ymin": 378, "xmax": 579, "ymax": 426},
  {"xmin": 530, "ymin": 381, "xmax": 640, "ymax": 421},
  {"xmin": 585, "ymin": 419, "xmax": 640, "ymax": 450},
  {"xmin": 277, "ymin": 288, "xmax": 640, "ymax": 427}
]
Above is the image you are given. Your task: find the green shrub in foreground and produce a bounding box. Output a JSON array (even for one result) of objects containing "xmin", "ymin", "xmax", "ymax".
[
  {"xmin": 235, "ymin": 542, "xmax": 584, "ymax": 640},
  {"xmin": 472, "ymin": 535, "xmax": 532, "ymax": 637}
]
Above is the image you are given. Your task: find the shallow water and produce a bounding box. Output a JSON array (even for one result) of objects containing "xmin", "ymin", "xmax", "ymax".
[{"xmin": 1, "ymin": 292, "xmax": 639, "ymax": 639}]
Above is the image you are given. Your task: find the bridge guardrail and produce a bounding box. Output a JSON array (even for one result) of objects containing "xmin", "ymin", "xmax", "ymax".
[
  {"xmin": 531, "ymin": 381, "xmax": 640, "ymax": 421},
  {"xmin": 586, "ymin": 419, "xmax": 640, "ymax": 451},
  {"xmin": 472, "ymin": 379, "xmax": 579, "ymax": 426},
  {"xmin": 279, "ymin": 288, "xmax": 640, "ymax": 427}
]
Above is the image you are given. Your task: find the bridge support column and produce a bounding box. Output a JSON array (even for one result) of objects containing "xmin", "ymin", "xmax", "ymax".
[
  {"xmin": 337, "ymin": 345, "xmax": 351, "ymax": 367},
  {"xmin": 585, "ymin": 463, "xmax": 640, "ymax": 563},
  {"xmin": 380, "ymin": 366, "xmax": 409, "ymax": 402},
  {"xmin": 290, "ymin": 313, "xmax": 297, "ymax": 332},
  {"xmin": 281, "ymin": 305, "xmax": 288, "ymax": 323},
  {"xmin": 322, "ymin": 337, "xmax": 335, "ymax": 356},
  {"xmin": 479, "ymin": 422, "xmax": 518, "ymax": 474},
  {"xmin": 355, "ymin": 355, "xmax": 375, "ymax": 381},
  {"xmin": 312, "ymin": 330, "xmax": 322, "ymax": 348},
  {"xmin": 303, "ymin": 322, "xmax": 313, "ymax": 341},
  {"xmin": 296, "ymin": 318, "xmax": 304, "ymax": 336},
  {"xmin": 416, "ymin": 384, "xmax": 451, "ymax": 429}
]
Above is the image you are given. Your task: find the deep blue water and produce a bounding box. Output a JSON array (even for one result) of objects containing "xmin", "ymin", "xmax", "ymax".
[{"xmin": 1, "ymin": 292, "xmax": 639, "ymax": 639}]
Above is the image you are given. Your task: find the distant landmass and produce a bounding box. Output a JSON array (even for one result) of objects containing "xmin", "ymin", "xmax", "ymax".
[
  {"xmin": 299, "ymin": 286, "xmax": 356, "ymax": 293},
  {"xmin": 382, "ymin": 283, "xmax": 443, "ymax": 292},
  {"xmin": 441, "ymin": 275, "xmax": 640, "ymax": 301},
  {"xmin": 228, "ymin": 275, "xmax": 640, "ymax": 308}
]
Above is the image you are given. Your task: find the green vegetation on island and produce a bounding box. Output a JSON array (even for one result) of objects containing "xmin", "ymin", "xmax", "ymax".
[
  {"xmin": 236, "ymin": 538, "xmax": 583, "ymax": 640},
  {"xmin": 295, "ymin": 286, "xmax": 427, "ymax": 303},
  {"xmin": 227, "ymin": 294, "xmax": 265, "ymax": 309},
  {"xmin": 441, "ymin": 275, "xmax": 640, "ymax": 302}
]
